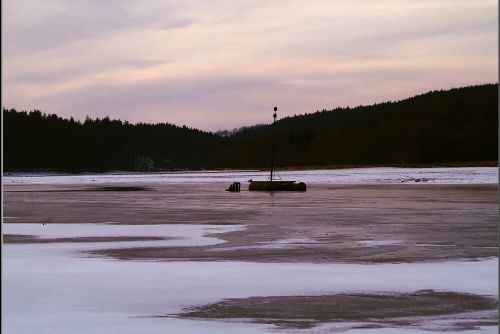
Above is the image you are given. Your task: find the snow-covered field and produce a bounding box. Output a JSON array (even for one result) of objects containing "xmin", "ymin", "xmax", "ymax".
[{"xmin": 3, "ymin": 167, "xmax": 498, "ymax": 185}]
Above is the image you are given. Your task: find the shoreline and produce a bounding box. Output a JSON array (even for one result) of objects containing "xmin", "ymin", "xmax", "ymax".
[
  {"xmin": 3, "ymin": 167, "xmax": 497, "ymax": 187},
  {"xmin": 3, "ymin": 161, "xmax": 498, "ymax": 176}
]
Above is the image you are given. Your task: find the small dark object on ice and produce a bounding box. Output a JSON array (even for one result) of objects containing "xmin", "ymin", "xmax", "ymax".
[
  {"xmin": 226, "ymin": 182, "xmax": 241, "ymax": 192},
  {"xmin": 249, "ymin": 180, "xmax": 306, "ymax": 191}
]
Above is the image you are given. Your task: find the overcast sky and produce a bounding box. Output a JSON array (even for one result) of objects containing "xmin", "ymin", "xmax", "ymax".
[{"xmin": 2, "ymin": 0, "xmax": 498, "ymax": 131}]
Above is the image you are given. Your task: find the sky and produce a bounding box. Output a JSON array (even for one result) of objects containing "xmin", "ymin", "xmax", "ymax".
[{"xmin": 2, "ymin": 0, "xmax": 498, "ymax": 131}]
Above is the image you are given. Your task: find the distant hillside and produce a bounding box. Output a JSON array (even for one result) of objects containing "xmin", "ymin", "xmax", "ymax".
[
  {"xmin": 3, "ymin": 83, "xmax": 498, "ymax": 172},
  {"xmin": 209, "ymin": 83, "xmax": 498, "ymax": 168},
  {"xmin": 3, "ymin": 111, "xmax": 223, "ymax": 172}
]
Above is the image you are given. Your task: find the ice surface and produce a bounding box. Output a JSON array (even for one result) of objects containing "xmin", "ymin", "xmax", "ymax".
[
  {"xmin": 3, "ymin": 223, "xmax": 498, "ymax": 334},
  {"xmin": 212, "ymin": 238, "xmax": 320, "ymax": 251},
  {"xmin": 336, "ymin": 325, "xmax": 499, "ymax": 334},
  {"xmin": 3, "ymin": 223, "xmax": 246, "ymax": 250},
  {"xmin": 357, "ymin": 240, "xmax": 404, "ymax": 247},
  {"xmin": 3, "ymin": 167, "xmax": 498, "ymax": 185}
]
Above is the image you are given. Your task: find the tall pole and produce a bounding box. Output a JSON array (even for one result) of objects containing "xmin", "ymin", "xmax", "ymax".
[{"xmin": 270, "ymin": 107, "xmax": 277, "ymax": 182}]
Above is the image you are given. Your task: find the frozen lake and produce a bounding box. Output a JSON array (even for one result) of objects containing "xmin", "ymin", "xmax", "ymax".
[
  {"xmin": 3, "ymin": 167, "xmax": 498, "ymax": 185},
  {"xmin": 3, "ymin": 168, "xmax": 498, "ymax": 333},
  {"xmin": 3, "ymin": 223, "xmax": 498, "ymax": 334}
]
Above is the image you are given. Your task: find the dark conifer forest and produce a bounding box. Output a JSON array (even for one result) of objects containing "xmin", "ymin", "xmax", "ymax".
[{"xmin": 3, "ymin": 83, "xmax": 498, "ymax": 172}]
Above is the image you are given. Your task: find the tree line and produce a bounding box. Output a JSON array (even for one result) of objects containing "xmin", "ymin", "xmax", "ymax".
[
  {"xmin": 3, "ymin": 83, "xmax": 497, "ymax": 172},
  {"xmin": 3, "ymin": 112, "xmax": 223, "ymax": 171}
]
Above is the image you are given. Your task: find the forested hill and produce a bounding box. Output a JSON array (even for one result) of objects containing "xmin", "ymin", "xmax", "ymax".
[
  {"xmin": 212, "ymin": 83, "xmax": 498, "ymax": 168},
  {"xmin": 3, "ymin": 83, "xmax": 498, "ymax": 172},
  {"xmin": 3, "ymin": 112, "xmax": 223, "ymax": 171}
]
